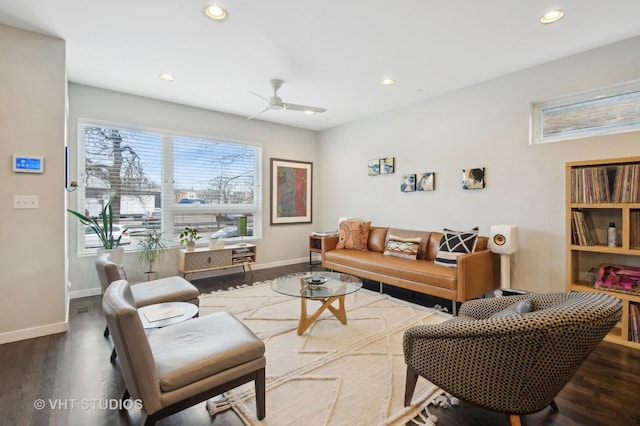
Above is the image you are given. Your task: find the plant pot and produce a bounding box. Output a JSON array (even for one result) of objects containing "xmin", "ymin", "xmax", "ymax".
[
  {"xmin": 187, "ymin": 241, "xmax": 196, "ymax": 251},
  {"xmin": 209, "ymin": 238, "xmax": 223, "ymax": 249},
  {"xmin": 98, "ymin": 247, "xmax": 124, "ymax": 266}
]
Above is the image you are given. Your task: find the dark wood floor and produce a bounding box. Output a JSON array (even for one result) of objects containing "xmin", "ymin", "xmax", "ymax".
[{"xmin": 1, "ymin": 262, "xmax": 639, "ymax": 426}]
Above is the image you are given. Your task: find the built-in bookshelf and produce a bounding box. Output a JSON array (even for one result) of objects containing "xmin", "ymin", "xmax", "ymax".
[
  {"xmin": 566, "ymin": 156, "xmax": 640, "ymax": 349},
  {"xmin": 631, "ymin": 302, "xmax": 640, "ymax": 343}
]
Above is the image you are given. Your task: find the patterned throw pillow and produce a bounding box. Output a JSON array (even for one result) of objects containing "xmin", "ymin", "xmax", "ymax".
[
  {"xmin": 383, "ymin": 234, "xmax": 422, "ymax": 260},
  {"xmin": 434, "ymin": 227, "xmax": 479, "ymax": 267},
  {"xmin": 336, "ymin": 220, "xmax": 371, "ymax": 250}
]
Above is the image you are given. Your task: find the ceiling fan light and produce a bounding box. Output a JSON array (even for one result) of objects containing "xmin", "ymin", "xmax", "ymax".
[
  {"xmin": 205, "ymin": 5, "xmax": 228, "ymax": 21},
  {"xmin": 540, "ymin": 10, "xmax": 564, "ymax": 24}
]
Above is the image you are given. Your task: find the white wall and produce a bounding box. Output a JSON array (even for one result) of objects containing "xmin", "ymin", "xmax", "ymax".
[
  {"xmin": 317, "ymin": 36, "xmax": 640, "ymax": 294},
  {"xmin": 0, "ymin": 24, "xmax": 67, "ymax": 343},
  {"xmin": 3, "ymin": 24, "xmax": 639, "ymax": 343},
  {"xmin": 67, "ymin": 84, "xmax": 318, "ymax": 296}
]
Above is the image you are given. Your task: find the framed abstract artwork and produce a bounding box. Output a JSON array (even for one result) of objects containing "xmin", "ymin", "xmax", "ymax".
[
  {"xmin": 380, "ymin": 157, "xmax": 395, "ymax": 174},
  {"xmin": 368, "ymin": 159, "xmax": 380, "ymax": 175},
  {"xmin": 416, "ymin": 172, "xmax": 435, "ymax": 191},
  {"xmin": 401, "ymin": 174, "xmax": 416, "ymax": 192},
  {"xmin": 462, "ymin": 167, "xmax": 485, "ymax": 189},
  {"xmin": 270, "ymin": 158, "xmax": 312, "ymax": 225}
]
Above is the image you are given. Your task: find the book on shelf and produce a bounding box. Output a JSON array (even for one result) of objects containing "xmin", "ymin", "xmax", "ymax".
[
  {"xmin": 630, "ymin": 303, "xmax": 639, "ymax": 343},
  {"xmin": 571, "ymin": 163, "xmax": 640, "ymax": 204},
  {"xmin": 631, "ymin": 210, "xmax": 640, "ymax": 250},
  {"xmin": 233, "ymin": 248, "xmax": 252, "ymax": 254},
  {"xmin": 312, "ymin": 231, "xmax": 339, "ymax": 236},
  {"xmin": 144, "ymin": 306, "xmax": 183, "ymax": 323},
  {"xmin": 232, "ymin": 256, "xmax": 254, "ymax": 264},
  {"xmin": 571, "ymin": 210, "xmax": 597, "ymax": 246}
]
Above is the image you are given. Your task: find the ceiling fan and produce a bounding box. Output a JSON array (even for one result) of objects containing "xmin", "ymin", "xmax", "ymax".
[{"xmin": 247, "ymin": 79, "xmax": 327, "ymax": 120}]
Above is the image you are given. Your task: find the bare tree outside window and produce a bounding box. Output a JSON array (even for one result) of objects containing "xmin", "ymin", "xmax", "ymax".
[
  {"xmin": 76, "ymin": 122, "xmax": 262, "ymax": 253},
  {"xmin": 83, "ymin": 127, "xmax": 158, "ymax": 219}
]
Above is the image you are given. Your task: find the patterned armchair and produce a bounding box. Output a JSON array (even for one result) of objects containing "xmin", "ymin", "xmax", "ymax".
[{"xmin": 403, "ymin": 292, "xmax": 622, "ymax": 426}]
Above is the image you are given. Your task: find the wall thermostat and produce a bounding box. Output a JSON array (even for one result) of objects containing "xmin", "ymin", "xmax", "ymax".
[{"xmin": 13, "ymin": 155, "xmax": 44, "ymax": 173}]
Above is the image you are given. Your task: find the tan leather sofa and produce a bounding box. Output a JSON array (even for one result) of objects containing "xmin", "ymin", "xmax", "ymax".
[{"xmin": 322, "ymin": 226, "xmax": 498, "ymax": 314}]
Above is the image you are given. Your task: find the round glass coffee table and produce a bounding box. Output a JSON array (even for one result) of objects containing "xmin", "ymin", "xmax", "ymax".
[{"xmin": 271, "ymin": 272, "xmax": 363, "ymax": 335}]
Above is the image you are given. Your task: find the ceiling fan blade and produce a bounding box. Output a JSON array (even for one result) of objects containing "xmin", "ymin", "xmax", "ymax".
[
  {"xmin": 247, "ymin": 90, "xmax": 269, "ymax": 102},
  {"xmin": 284, "ymin": 103, "xmax": 327, "ymax": 113},
  {"xmin": 247, "ymin": 107, "xmax": 269, "ymax": 120}
]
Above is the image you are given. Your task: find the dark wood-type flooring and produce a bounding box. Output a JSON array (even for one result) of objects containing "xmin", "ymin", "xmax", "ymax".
[{"xmin": 1, "ymin": 262, "xmax": 639, "ymax": 425}]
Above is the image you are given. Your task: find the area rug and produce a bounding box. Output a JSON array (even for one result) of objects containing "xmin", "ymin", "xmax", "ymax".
[{"xmin": 199, "ymin": 277, "xmax": 452, "ymax": 425}]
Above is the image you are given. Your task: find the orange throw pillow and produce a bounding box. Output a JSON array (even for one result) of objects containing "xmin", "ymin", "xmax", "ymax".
[{"xmin": 336, "ymin": 220, "xmax": 371, "ymax": 250}]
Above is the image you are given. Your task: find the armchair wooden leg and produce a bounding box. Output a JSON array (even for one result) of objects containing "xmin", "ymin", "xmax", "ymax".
[
  {"xmin": 508, "ymin": 414, "xmax": 522, "ymax": 426},
  {"xmin": 255, "ymin": 368, "xmax": 266, "ymax": 420},
  {"xmin": 404, "ymin": 364, "xmax": 419, "ymax": 407},
  {"xmin": 121, "ymin": 388, "xmax": 130, "ymax": 404}
]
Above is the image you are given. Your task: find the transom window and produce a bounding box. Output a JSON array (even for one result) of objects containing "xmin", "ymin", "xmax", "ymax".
[
  {"xmin": 530, "ymin": 79, "xmax": 640, "ymax": 144},
  {"xmin": 75, "ymin": 120, "xmax": 262, "ymax": 253}
]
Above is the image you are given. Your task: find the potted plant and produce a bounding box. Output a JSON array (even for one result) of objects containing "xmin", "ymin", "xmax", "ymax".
[
  {"xmin": 67, "ymin": 202, "xmax": 126, "ymax": 264},
  {"xmin": 179, "ymin": 227, "xmax": 201, "ymax": 251},
  {"xmin": 137, "ymin": 230, "xmax": 167, "ymax": 274}
]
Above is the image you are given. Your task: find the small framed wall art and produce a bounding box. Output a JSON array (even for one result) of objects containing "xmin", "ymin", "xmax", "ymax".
[
  {"xmin": 368, "ymin": 159, "xmax": 380, "ymax": 175},
  {"xmin": 462, "ymin": 167, "xmax": 485, "ymax": 190},
  {"xmin": 401, "ymin": 174, "xmax": 416, "ymax": 192},
  {"xmin": 380, "ymin": 157, "xmax": 395, "ymax": 174},
  {"xmin": 416, "ymin": 172, "xmax": 435, "ymax": 191}
]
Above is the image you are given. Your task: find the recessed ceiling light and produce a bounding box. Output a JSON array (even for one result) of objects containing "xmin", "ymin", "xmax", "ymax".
[
  {"xmin": 159, "ymin": 73, "xmax": 175, "ymax": 81},
  {"xmin": 380, "ymin": 78, "xmax": 395, "ymax": 86},
  {"xmin": 540, "ymin": 10, "xmax": 564, "ymax": 24},
  {"xmin": 303, "ymin": 110, "xmax": 315, "ymax": 115},
  {"xmin": 205, "ymin": 5, "xmax": 228, "ymax": 21}
]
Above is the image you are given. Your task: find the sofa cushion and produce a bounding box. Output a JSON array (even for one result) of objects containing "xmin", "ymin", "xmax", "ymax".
[
  {"xmin": 325, "ymin": 249, "xmax": 457, "ymax": 290},
  {"xmin": 386, "ymin": 228, "xmax": 431, "ymax": 260},
  {"xmin": 383, "ymin": 234, "xmax": 421, "ymax": 260},
  {"xmin": 367, "ymin": 227, "xmax": 390, "ymax": 252},
  {"xmin": 336, "ymin": 220, "xmax": 371, "ymax": 250},
  {"xmin": 434, "ymin": 227, "xmax": 479, "ymax": 267}
]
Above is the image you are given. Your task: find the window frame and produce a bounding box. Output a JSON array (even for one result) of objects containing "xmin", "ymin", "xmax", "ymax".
[
  {"xmin": 75, "ymin": 118, "xmax": 262, "ymax": 254},
  {"xmin": 530, "ymin": 79, "xmax": 640, "ymax": 145}
]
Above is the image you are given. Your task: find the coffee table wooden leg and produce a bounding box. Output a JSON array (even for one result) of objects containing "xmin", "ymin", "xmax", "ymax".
[
  {"xmin": 297, "ymin": 295, "xmax": 347, "ymax": 335},
  {"xmin": 326, "ymin": 295, "xmax": 347, "ymax": 324}
]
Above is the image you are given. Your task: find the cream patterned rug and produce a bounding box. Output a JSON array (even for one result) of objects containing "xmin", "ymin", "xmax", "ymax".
[{"xmin": 199, "ymin": 277, "xmax": 451, "ymax": 426}]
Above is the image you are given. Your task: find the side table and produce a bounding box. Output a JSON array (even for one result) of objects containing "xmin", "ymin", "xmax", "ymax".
[
  {"xmin": 138, "ymin": 301, "xmax": 199, "ymax": 329},
  {"xmin": 308, "ymin": 235, "xmax": 337, "ymax": 269}
]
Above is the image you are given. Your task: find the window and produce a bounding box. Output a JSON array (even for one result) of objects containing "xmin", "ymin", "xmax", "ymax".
[
  {"xmin": 530, "ymin": 79, "xmax": 640, "ymax": 144},
  {"xmin": 75, "ymin": 120, "xmax": 262, "ymax": 253}
]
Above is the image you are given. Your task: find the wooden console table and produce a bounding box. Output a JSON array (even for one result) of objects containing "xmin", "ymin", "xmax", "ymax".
[{"xmin": 178, "ymin": 244, "xmax": 256, "ymax": 281}]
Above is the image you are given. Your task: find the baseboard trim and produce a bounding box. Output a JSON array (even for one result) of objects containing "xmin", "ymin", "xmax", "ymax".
[
  {"xmin": 68, "ymin": 258, "xmax": 309, "ymax": 299},
  {"xmin": 0, "ymin": 321, "xmax": 68, "ymax": 345},
  {"xmin": 70, "ymin": 287, "xmax": 102, "ymax": 300}
]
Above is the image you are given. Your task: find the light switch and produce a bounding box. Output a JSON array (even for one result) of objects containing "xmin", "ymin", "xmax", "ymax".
[{"xmin": 13, "ymin": 195, "xmax": 39, "ymax": 209}]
